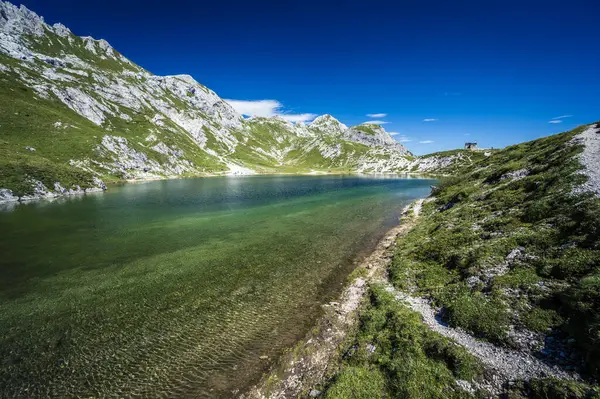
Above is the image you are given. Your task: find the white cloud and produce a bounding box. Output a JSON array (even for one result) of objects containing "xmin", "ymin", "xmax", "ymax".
[
  {"xmin": 552, "ymin": 114, "xmax": 572, "ymax": 120},
  {"xmin": 464, "ymin": 133, "xmax": 470, "ymax": 136},
  {"xmin": 419, "ymin": 140, "xmax": 434, "ymax": 144},
  {"xmin": 366, "ymin": 113, "xmax": 387, "ymax": 118},
  {"xmin": 224, "ymin": 99, "xmax": 279, "ymax": 117},
  {"xmin": 389, "ymin": 132, "xmax": 411, "ymax": 142},
  {"xmin": 224, "ymin": 99, "xmax": 316, "ymax": 123},
  {"xmin": 280, "ymin": 113, "xmax": 318, "ymax": 123},
  {"xmin": 423, "ymin": 118, "xmax": 438, "ymax": 122},
  {"xmin": 548, "ymin": 120, "xmax": 563, "ymax": 124},
  {"xmin": 363, "ymin": 120, "xmax": 389, "ymax": 125}
]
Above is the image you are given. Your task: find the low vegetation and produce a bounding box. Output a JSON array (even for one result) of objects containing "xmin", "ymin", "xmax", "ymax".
[
  {"xmin": 323, "ymin": 286, "xmax": 484, "ymax": 398},
  {"xmin": 322, "ymin": 124, "xmax": 600, "ymax": 397},
  {"xmin": 414, "ymin": 149, "xmax": 496, "ymax": 175},
  {"xmin": 353, "ymin": 124, "xmax": 380, "ymax": 136}
]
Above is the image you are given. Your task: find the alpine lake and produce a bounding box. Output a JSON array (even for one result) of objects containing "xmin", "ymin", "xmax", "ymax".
[{"xmin": 0, "ymin": 175, "xmax": 435, "ymax": 397}]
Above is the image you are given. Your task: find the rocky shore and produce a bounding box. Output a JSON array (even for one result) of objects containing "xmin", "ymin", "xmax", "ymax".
[{"xmin": 0, "ymin": 176, "xmax": 107, "ymax": 204}]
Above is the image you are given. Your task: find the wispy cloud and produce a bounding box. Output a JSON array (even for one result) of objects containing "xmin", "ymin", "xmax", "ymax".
[
  {"xmin": 224, "ymin": 99, "xmax": 316, "ymax": 123},
  {"xmin": 389, "ymin": 132, "xmax": 411, "ymax": 142},
  {"xmin": 423, "ymin": 118, "xmax": 438, "ymax": 122},
  {"xmin": 363, "ymin": 120, "xmax": 389, "ymax": 125},
  {"xmin": 443, "ymin": 92, "xmax": 461, "ymax": 96},
  {"xmin": 548, "ymin": 114, "xmax": 572, "ymax": 124},
  {"xmin": 419, "ymin": 140, "xmax": 434, "ymax": 144},
  {"xmin": 366, "ymin": 113, "xmax": 387, "ymax": 118},
  {"xmin": 464, "ymin": 133, "xmax": 470, "ymax": 136}
]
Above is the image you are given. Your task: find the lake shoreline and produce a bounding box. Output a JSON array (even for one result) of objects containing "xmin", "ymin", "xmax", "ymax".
[
  {"xmin": 0, "ymin": 176, "xmax": 436, "ymax": 397},
  {"xmin": 240, "ymin": 198, "xmax": 427, "ymax": 398},
  {"xmin": 0, "ymin": 171, "xmax": 439, "ymax": 208}
]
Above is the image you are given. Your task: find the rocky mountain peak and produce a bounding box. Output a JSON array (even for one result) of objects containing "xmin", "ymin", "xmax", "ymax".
[
  {"xmin": 345, "ymin": 124, "xmax": 409, "ymax": 153},
  {"xmin": 0, "ymin": 1, "xmax": 46, "ymax": 36},
  {"xmin": 309, "ymin": 114, "xmax": 348, "ymax": 135},
  {"xmin": 0, "ymin": 0, "xmax": 418, "ymax": 198},
  {"xmin": 52, "ymin": 22, "xmax": 71, "ymax": 37},
  {"xmin": 0, "ymin": 1, "xmax": 119, "ymax": 59}
]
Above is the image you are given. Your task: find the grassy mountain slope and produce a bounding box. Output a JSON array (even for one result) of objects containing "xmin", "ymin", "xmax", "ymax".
[
  {"xmin": 321, "ymin": 124, "xmax": 600, "ymax": 398},
  {"xmin": 0, "ymin": 2, "xmax": 424, "ymax": 201},
  {"xmin": 410, "ymin": 149, "xmax": 496, "ymax": 175}
]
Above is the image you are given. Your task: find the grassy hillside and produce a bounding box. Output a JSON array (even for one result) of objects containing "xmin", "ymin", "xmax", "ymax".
[
  {"xmin": 0, "ymin": 3, "xmax": 418, "ymax": 200},
  {"xmin": 411, "ymin": 149, "xmax": 496, "ymax": 175},
  {"xmin": 321, "ymin": 124, "xmax": 600, "ymax": 397}
]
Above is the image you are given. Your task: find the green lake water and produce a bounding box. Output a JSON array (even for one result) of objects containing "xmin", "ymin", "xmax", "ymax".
[{"xmin": 0, "ymin": 175, "xmax": 435, "ymax": 397}]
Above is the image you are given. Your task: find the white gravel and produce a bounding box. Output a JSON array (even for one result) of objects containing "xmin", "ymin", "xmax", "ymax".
[
  {"xmin": 573, "ymin": 124, "xmax": 600, "ymax": 196},
  {"xmin": 383, "ymin": 285, "xmax": 578, "ymax": 393},
  {"xmin": 412, "ymin": 199, "xmax": 425, "ymax": 217}
]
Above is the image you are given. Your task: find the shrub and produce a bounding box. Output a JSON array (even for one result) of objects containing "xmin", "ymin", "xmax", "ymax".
[
  {"xmin": 527, "ymin": 378, "xmax": 600, "ymax": 399},
  {"xmin": 521, "ymin": 308, "xmax": 562, "ymax": 333},
  {"xmin": 443, "ymin": 291, "xmax": 510, "ymax": 343}
]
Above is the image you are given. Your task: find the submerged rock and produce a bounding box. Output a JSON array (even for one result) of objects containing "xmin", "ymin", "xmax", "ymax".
[{"xmin": 0, "ymin": 188, "xmax": 19, "ymax": 202}]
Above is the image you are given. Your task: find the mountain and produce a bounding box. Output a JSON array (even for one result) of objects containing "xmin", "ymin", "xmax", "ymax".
[{"xmin": 0, "ymin": 1, "xmax": 420, "ymax": 202}]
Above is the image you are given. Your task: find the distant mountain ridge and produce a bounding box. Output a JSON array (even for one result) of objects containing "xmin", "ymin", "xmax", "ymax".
[{"xmin": 0, "ymin": 1, "xmax": 454, "ymax": 202}]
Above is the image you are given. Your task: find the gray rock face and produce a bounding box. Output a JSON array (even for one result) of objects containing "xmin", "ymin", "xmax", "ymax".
[
  {"xmin": 0, "ymin": 188, "xmax": 19, "ymax": 202},
  {"xmin": 343, "ymin": 125, "xmax": 407, "ymax": 151},
  {"xmin": 0, "ymin": 176, "xmax": 107, "ymax": 204},
  {"xmin": 0, "ymin": 0, "xmax": 441, "ymax": 200},
  {"xmin": 0, "ymin": 2, "xmax": 45, "ymax": 36},
  {"xmin": 500, "ymin": 168, "xmax": 530, "ymax": 181},
  {"xmin": 308, "ymin": 114, "xmax": 348, "ymax": 136}
]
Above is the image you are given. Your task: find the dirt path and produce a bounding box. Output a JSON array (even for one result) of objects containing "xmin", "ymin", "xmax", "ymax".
[
  {"xmin": 574, "ymin": 123, "xmax": 600, "ymax": 196},
  {"xmin": 383, "ymin": 285, "xmax": 578, "ymax": 393}
]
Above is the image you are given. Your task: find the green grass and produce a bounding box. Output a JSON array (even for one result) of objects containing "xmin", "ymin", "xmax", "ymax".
[
  {"xmin": 353, "ymin": 124, "xmax": 379, "ymax": 136},
  {"xmin": 0, "ymin": 62, "xmax": 104, "ymax": 194},
  {"xmin": 417, "ymin": 149, "xmax": 496, "ymax": 175},
  {"xmin": 508, "ymin": 378, "xmax": 600, "ymax": 398},
  {"xmin": 227, "ymin": 119, "xmax": 394, "ymax": 174},
  {"xmin": 322, "ymin": 285, "xmax": 484, "ymax": 398},
  {"xmin": 0, "ymin": 51, "xmax": 231, "ymax": 193},
  {"xmin": 388, "ymin": 123, "xmax": 600, "ymax": 378},
  {"xmin": 420, "ymin": 149, "xmax": 494, "ymax": 159},
  {"xmin": 0, "ymin": 40, "xmax": 416, "ymax": 196},
  {"xmin": 324, "ymin": 366, "xmax": 386, "ymax": 399},
  {"xmin": 323, "ymin": 124, "xmax": 600, "ymax": 397}
]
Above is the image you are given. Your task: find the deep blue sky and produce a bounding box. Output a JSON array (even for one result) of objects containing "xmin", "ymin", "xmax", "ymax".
[{"xmin": 18, "ymin": 0, "xmax": 600, "ymax": 154}]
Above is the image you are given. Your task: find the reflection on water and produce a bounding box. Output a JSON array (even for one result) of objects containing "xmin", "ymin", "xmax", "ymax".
[{"xmin": 0, "ymin": 175, "xmax": 435, "ymax": 397}]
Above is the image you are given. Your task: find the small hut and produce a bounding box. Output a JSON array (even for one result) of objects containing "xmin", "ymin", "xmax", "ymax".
[{"xmin": 464, "ymin": 141, "xmax": 478, "ymax": 150}]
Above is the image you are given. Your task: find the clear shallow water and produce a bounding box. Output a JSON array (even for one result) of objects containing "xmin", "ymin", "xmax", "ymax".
[{"xmin": 0, "ymin": 175, "xmax": 435, "ymax": 397}]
